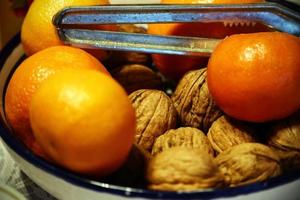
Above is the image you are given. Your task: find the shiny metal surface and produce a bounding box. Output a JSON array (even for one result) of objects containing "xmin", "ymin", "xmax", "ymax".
[
  {"xmin": 57, "ymin": 29, "xmax": 220, "ymax": 56},
  {"xmin": 53, "ymin": 2, "xmax": 300, "ymax": 56}
]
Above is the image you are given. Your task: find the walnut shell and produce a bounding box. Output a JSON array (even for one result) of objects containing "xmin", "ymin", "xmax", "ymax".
[
  {"xmin": 112, "ymin": 64, "xmax": 163, "ymax": 94},
  {"xmin": 171, "ymin": 68, "xmax": 222, "ymax": 133},
  {"xmin": 207, "ymin": 115, "xmax": 257, "ymax": 154},
  {"xmin": 151, "ymin": 127, "xmax": 214, "ymax": 156},
  {"xmin": 267, "ymin": 112, "xmax": 300, "ymax": 171},
  {"xmin": 129, "ymin": 89, "xmax": 178, "ymax": 151},
  {"xmin": 215, "ymin": 143, "xmax": 281, "ymax": 187},
  {"xmin": 147, "ymin": 147, "xmax": 225, "ymax": 191}
]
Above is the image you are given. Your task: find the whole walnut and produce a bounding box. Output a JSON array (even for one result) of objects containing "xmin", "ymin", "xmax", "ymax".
[
  {"xmin": 151, "ymin": 127, "xmax": 214, "ymax": 156},
  {"xmin": 207, "ymin": 115, "xmax": 258, "ymax": 154},
  {"xmin": 129, "ymin": 89, "xmax": 178, "ymax": 151},
  {"xmin": 147, "ymin": 147, "xmax": 225, "ymax": 191},
  {"xmin": 171, "ymin": 68, "xmax": 222, "ymax": 133},
  {"xmin": 267, "ymin": 112, "xmax": 300, "ymax": 172},
  {"xmin": 112, "ymin": 64, "xmax": 163, "ymax": 94},
  {"xmin": 215, "ymin": 143, "xmax": 281, "ymax": 187}
]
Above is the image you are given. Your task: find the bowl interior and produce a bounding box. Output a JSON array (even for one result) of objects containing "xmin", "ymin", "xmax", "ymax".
[{"xmin": 1, "ymin": 34, "xmax": 300, "ymax": 199}]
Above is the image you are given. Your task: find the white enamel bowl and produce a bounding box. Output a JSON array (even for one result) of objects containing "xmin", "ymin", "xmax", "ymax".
[{"xmin": 1, "ymin": 31, "xmax": 300, "ymax": 200}]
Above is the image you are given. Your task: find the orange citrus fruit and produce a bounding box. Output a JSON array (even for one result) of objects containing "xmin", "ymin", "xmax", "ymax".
[
  {"xmin": 148, "ymin": 0, "xmax": 268, "ymax": 80},
  {"xmin": 5, "ymin": 46, "xmax": 109, "ymax": 157},
  {"xmin": 29, "ymin": 69, "xmax": 136, "ymax": 176},
  {"xmin": 207, "ymin": 32, "xmax": 300, "ymax": 122},
  {"xmin": 21, "ymin": 0, "xmax": 114, "ymax": 59}
]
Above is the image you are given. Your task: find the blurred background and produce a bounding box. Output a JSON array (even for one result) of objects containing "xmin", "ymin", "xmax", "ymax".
[{"xmin": 0, "ymin": 0, "xmax": 24, "ymax": 49}]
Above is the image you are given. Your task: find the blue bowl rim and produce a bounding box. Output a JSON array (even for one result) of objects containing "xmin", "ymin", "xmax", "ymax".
[{"xmin": 1, "ymin": 33, "xmax": 300, "ymax": 199}]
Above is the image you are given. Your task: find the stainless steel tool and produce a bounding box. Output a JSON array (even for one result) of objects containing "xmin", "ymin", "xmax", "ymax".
[{"xmin": 53, "ymin": 0, "xmax": 300, "ymax": 57}]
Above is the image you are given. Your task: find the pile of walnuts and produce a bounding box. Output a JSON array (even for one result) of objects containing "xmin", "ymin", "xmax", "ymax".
[{"xmin": 103, "ymin": 25, "xmax": 300, "ymax": 192}]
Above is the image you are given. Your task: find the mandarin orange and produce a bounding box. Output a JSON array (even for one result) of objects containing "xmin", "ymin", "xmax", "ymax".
[
  {"xmin": 30, "ymin": 69, "xmax": 136, "ymax": 176},
  {"xmin": 5, "ymin": 46, "xmax": 109, "ymax": 156},
  {"xmin": 207, "ymin": 32, "xmax": 300, "ymax": 122},
  {"xmin": 21, "ymin": 0, "xmax": 113, "ymax": 59},
  {"xmin": 148, "ymin": 0, "xmax": 268, "ymax": 80}
]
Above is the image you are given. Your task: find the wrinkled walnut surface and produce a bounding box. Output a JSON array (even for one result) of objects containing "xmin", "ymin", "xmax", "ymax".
[
  {"xmin": 151, "ymin": 127, "xmax": 214, "ymax": 156},
  {"xmin": 129, "ymin": 89, "xmax": 177, "ymax": 151},
  {"xmin": 268, "ymin": 112, "xmax": 300, "ymax": 171},
  {"xmin": 147, "ymin": 147, "xmax": 225, "ymax": 191},
  {"xmin": 215, "ymin": 143, "xmax": 281, "ymax": 187},
  {"xmin": 112, "ymin": 64, "xmax": 162, "ymax": 94},
  {"xmin": 268, "ymin": 112, "xmax": 300, "ymax": 151},
  {"xmin": 207, "ymin": 116, "xmax": 257, "ymax": 154},
  {"xmin": 171, "ymin": 68, "xmax": 222, "ymax": 133}
]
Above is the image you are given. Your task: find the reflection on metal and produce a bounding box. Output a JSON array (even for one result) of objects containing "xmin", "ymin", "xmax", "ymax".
[{"xmin": 53, "ymin": 1, "xmax": 300, "ymax": 56}]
